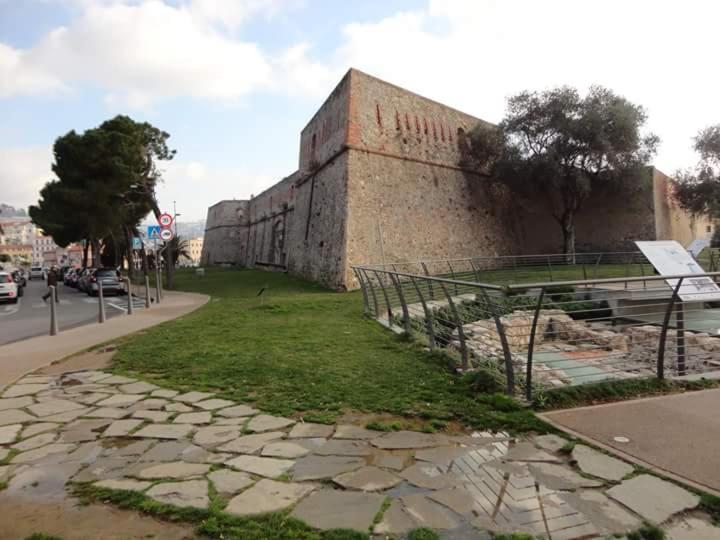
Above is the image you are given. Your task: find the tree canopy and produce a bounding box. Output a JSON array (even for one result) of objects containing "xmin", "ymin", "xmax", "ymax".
[
  {"xmin": 673, "ymin": 125, "xmax": 720, "ymax": 217},
  {"xmin": 464, "ymin": 85, "xmax": 658, "ymax": 255},
  {"xmin": 29, "ymin": 115, "xmax": 175, "ymax": 269}
]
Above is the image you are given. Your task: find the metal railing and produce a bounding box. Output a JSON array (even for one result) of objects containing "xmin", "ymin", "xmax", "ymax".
[{"xmin": 353, "ymin": 261, "xmax": 720, "ymax": 400}]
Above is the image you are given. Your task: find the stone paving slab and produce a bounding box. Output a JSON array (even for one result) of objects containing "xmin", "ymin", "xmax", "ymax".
[
  {"xmin": 132, "ymin": 424, "xmax": 194, "ymax": 440},
  {"xmin": 288, "ymin": 423, "xmax": 334, "ymax": 439},
  {"xmin": 207, "ymin": 469, "xmax": 255, "ymax": 495},
  {"xmin": 226, "ymin": 455, "xmax": 295, "ymax": 478},
  {"xmin": 607, "ymin": 474, "xmax": 700, "ymax": 523},
  {"xmin": 226, "ymin": 479, "xmax": 315, "ymax": 516},
  {"xmin": 571, "ymin": 444, "xmax": 633, "ymax": 481},
  {"xmin": 215, "ymin": 404, "xmax": 258, "ymax": 418},
  {"xmin": 146, "ymin": 479, "xmax": 209, "ymax": 509},
  {"xmin": 334, "ymin": 465, "xmax": 402, "ymax": 491},
  {"xmin": 292, "ymin": 489, "xmax": 385, "ymax": 531},
  {"xmin": 1, "ymin": 369, "xmax": 717, "ymax": 540},
  {"xmin": 246, "ymin": 414, "xmax": 295, "ymax": 432},
  {"xmin": 0, "ymin": 409, "xmax": 37, "ymax": 426}
]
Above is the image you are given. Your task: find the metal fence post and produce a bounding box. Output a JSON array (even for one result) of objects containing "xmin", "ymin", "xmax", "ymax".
[
  {"xmin": 676, "ymin": 301, "xmax": 686, "ymax": 376},
  {"xmin": 97, "ymin": 281, "xmax": 106, "ymax": 323},
  {"xmin": 353, "ymin": 268, "xmax": 370, "ymax": 315},
  {"xmin": 480, "ymin": 288, "xmax": 515, "ymax": 395},
  {"xmin": 469, "ymin": 259, "xmax": 481, "ymax": 282},
  {"xmin": 546, "ymin": 255, "xmax": 554, "ymax": 282},
  {"xmin": 421, "ymin": 262, "xmax": 434, "ymax": 300},
  {"xmin": 447, "ymin": 261, "xmax": 458, "ymax": 295},
  {"xmin": 592, "ymin": 254, "xmax": 603, "ymax": 280},
  {"xmin": 657, "ymin": 278, "xmax": 684, "ymax": 379},
  {"xmin": 126, "ymin": 280, "xmax": 134, "ymax": 315},
  {"xmin": 361, "ymin": 268, "xmax": 379, "ymax": 318},
  {"xmin": 439, "ymin": 282, "xmax": 469, "ymax": 370},
  {"xmin": 410, "ymin": 276, "xmax": 436, "ymax": 350},
  {"xmin": 371, "ymin": 269, "xmax": 394, "ymax": 325},
  {"xmin": 49, "ymin": 286, "xmax": 58, "ymax": 336},
  {"xmin": 144, "ymin": 275, "xmax": 151, "ymax": 308},
  {"xmin": 525, "ymin": 288, "xmax": 546, "ymax": 401},
  {"xmin": 389, "ymin": 273, "xmax": 411, "ymax": 334}
]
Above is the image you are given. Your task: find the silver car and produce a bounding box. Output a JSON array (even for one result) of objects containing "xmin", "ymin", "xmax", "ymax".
[{"xmin": 29, "ymin": 266, "xmax": 46, "ymax": 281}]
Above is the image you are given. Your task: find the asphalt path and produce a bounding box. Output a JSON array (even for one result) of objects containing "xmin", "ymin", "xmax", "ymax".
[
  {"xmin": 0, "ymin": 279, "xmax": 146, "ymax": 346},
  {"xmin": 542, "ymin": 388, "xmax": 720, "ymax": 495}
]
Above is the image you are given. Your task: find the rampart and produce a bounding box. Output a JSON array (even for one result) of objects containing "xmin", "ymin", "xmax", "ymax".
[{"xmin": 202, "ymin": 69, "xmax": 712, "ymax": 290}]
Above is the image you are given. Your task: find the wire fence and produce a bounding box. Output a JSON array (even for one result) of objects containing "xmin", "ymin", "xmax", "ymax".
[{"xmin": 352, "ymin": 254, "xmax": 720, "ymax": 400}]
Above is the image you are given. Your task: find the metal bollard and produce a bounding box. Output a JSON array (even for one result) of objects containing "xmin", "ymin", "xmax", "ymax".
[
  {"xmin": 126, "ymin": 280, "xmax": 134, "ymax": 315},
  {"xmin": 49, "ymin": 286, "xmax": 58, "ymax": 336},
  {"xmin": 97, "ymin": 282, "xmax": 106, "ymax": 323},
  {"xmin": 144, "ymin": 275, "xmax": 151, "ymax": 308},
  {"xmin": 155, "ymin": 266, "xmax": 161, "ymax": 305}
]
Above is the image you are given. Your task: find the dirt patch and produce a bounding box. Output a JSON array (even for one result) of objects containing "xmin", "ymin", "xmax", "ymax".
[
  {"xmin": 337, "ymin": 410, "xmax": 468, "ymax": 435},
  {"xmin": 0, "ymin": 497, "xmax": 197, "ymax": 540},
  {"xmin": 36, "ymin": 348, "xmax": 117, "ymax": 376}
]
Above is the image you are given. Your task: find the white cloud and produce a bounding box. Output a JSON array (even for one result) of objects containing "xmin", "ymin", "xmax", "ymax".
[
  {"xmin": 329, "ymin": 0, "xmax": 720, "ymax": 173},
  {"xmin": 0, "ymin": 146, "xmax": 54, "ymax": 210},
  {"xmin": 155, "ymin": 159, "xmax": 283, "ymax": 220},
  {"xmin": 188, "ymin": 0, "xmax": 286, "ymax": 30},
  {"xmin": 1, "ymin": 0, "xmax": 275, "ymax": 106}
]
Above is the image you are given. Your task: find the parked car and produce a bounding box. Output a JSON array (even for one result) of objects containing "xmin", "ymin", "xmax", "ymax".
[
  {"xmin": 29, "ymin": 266, "xmax": 45, "ymax": 281},
  {"xmin": 64, "ymin": 268, "xmax": 80, "ymax": 287},
  {"xmin": 0, "ymin": 271, "xmax": 20, "ymax": 303},
  {"xmin": 12, "ymin": 270, "xmax": 27, "ymax": 288},
  {"xmin": 77, "ymin": 268, "xmax": 93, "ymax": 292},
  {"xmin": 87, "ymin": 268, "xmax": 125, "ymax": 296}
]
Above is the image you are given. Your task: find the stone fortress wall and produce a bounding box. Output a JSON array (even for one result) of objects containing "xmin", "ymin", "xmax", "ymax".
[{"xmin": 202, "ymin": 68, "xmax": 711, "ymax": 289}]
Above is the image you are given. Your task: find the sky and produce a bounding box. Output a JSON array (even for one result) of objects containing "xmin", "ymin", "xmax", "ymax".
[{"xmin": 2, "ymin": 0, "xmax": 720, "ymax": 221}]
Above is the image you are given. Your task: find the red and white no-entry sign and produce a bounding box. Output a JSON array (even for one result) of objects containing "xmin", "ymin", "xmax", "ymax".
[{"xmin": 158, "ymin": 213, "xmax": 173, "ymax": 228}]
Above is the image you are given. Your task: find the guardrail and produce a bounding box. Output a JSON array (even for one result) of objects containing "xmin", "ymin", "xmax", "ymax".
[{"xmin": 352, "ymin": 263, "xmax": 720, "ymax": 400}]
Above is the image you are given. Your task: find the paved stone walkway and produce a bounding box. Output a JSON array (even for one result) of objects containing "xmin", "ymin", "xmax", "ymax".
[{"xmin": 0, "ymin": 370, "xmax": 716, "ymax": 539}]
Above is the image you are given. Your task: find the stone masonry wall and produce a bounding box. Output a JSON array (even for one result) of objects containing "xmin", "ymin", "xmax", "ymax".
[
  {"xmin": 514, "ymin": 172, "xmax": 657, "ymax": 254},
  {"xmin": 201, "ymin": 200, "xmax": 248, "ymax": 265}
]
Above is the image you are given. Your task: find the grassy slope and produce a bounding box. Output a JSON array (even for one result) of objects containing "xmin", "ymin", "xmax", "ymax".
[{"xmin": 113, "ymin": 268, "xmax": 546, "ymax": 433}]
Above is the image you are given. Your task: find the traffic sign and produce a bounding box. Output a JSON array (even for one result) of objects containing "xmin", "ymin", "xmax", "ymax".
[
  {"xmin": 147, "ymin": 225, "xmax": 162, "ymax": 241},
  {"xmin": 132, "ymin": 237, "xmax": 142, "ymax": 250},
  {"xmin": 159, "ymin": 213, "xmax": 173, "ymax": 228},
  {"xmin": 160, "ymin": 228, "xmax": 174, "ymax": 241}
]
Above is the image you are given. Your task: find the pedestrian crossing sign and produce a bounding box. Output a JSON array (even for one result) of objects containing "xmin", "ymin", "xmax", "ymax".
[{"xmin": 147, "ymin": 225, "xmax": 162, "ymax": 241}]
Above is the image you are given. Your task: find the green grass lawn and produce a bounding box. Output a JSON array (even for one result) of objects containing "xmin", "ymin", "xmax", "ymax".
[{"xmin": 113, "ymin": 268, "xmax": 546, "ymax": 433}]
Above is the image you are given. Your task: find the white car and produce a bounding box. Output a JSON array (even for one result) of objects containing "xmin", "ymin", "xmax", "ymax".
[
  {"xmin": 0, "ymin": 272, "xmax": 19, "ymax": 304},
  {"xmin": 29, "ymin": 266, "xmax": 45, "ymax": 281}
]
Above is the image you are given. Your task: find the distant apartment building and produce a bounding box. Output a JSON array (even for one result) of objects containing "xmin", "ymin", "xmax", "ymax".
[
  {"xmin": 179, "ymin": 237, "xmax": 204, "ymax": 266},
  {"xmin": 0, "ymin": 218, "xmax": 36, "ymax": 246},
  {"xmin": 33, "ymin": 234, "xmax": 58, "ymax": 264}
]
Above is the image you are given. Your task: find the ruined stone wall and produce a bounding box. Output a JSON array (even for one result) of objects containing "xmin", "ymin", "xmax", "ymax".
[{"xmin": 201, "ymin": 200, "xmax": 249, "ymax": 265}]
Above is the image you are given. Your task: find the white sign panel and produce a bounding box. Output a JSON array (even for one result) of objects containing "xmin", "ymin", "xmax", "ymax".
[
  {"xmin": 686, "ymin": 238, "xmax": 710, "ymax": 258},
  {"xmin": 160, "ymin": 229, "xmax": 174, "ymax": 241},
  {"xmin": 635, "ymin": 240, "xmax": 720, "ymax": 301}
]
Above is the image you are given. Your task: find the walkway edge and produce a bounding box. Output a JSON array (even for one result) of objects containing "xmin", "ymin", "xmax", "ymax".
[
  {"xmin": 0, "ymin": 290, "xmax": 209, "ymax": 391},
  {"xmin": 539, "ymin": 412, "xmax": 720, "ymax": 498}
]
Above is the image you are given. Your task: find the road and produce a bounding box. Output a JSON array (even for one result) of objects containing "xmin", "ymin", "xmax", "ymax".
[{"xmin": 0, "ymin": 279, "xmax": 147, "ymax": 346}]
